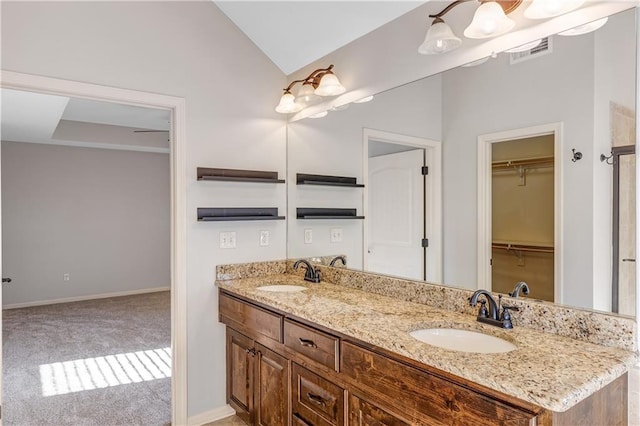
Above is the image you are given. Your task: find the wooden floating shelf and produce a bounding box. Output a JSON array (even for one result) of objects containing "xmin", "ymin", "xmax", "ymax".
[
  {"xmin": 297, "ymin": 208, "xmax": 364, "ymax": 220},
  {"xmin": 197, "ymin": 167, "xmax": 285, "ymax": 184},
  {"xmin": 198, "ymin": 207, "xmax": 285, "ymax": 222},
  {"xmin": 296, "ymin": 173, "xmax": 364, "ymax": 188}
]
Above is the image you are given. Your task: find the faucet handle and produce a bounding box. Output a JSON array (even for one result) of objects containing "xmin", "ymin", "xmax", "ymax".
[{"xmin": 478, "ymin": 300, "xmax": 489, "ymax": 318}]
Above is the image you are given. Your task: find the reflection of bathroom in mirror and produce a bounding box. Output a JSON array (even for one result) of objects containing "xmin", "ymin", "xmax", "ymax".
[
  {"xmin": 490, "ymin": 135, "xmax": 555, "ymax": 303},
  {"xmin": 287, "ymin": 8, "xmax": 636, "ymax": 316}
]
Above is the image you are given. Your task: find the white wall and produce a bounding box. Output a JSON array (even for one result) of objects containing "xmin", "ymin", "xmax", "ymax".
[
  {"xmin": 593, "ymin": 10, "xmax": 637, "ymax": 310},
  {"xmin": 287, "ymin": 75, "xmax": 442, "ymax": 268},
  {"xmin": 1, "ymin": 1, "xmax": 286, "ymax": 418},
  {"xmin": 1, "ymin": 141, "xmax": 170, "ymax": 306}
]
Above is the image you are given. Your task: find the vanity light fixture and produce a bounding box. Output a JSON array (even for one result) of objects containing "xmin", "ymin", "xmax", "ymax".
[
  {"xmin": 309, "ymin": 111, "xmax": 329, "ymax": 119},
  {"xmin": 504, "ymin": 38, "xmax": 542, "ymax": 53},
  {"xmin": 275, "ymin": 64, "xmax": 346, "ymax": 114},
  {"xmin": 419, "ymin": 0, "xmax": 522, "ymax": 55},
  {"xmin": 354, "ymin": 95, "xmax": 374, "ymax": 103},
  {"xmin": 558, "ymin": 17, "xmax": 608, "ymax": 36},
  {"xmin": 524, "ymin": 0, "xmax": 585, "ymax": 19},
  {"xmin": 419, "ymin": 0, "xmax": 587, "ymax": 55}
]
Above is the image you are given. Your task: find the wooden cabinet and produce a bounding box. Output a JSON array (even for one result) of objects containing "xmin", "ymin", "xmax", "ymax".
[
  {"xmin": 284, "ymin": 319, "xmax": 339, "ymax": 371},
  {"xmin": 341, "ymin": 341, "xmax": 540, "ymax": 425},
  {"xmin": 226, "ymin": 328, "xmax": 254, "ymax": 424},
  {"xmin": 348, "ymin": 393, "xmax": 410, "ymax": 426},
  {"xmin": 219, "ymin": 290, "xmax": 628, "ymax": 426},
  {"xmin": 291, "ymin": 363, "xmax": 344, "ymax": 426},
  {"xmin": 225, "ymin": 328, "xmax": 289, "ymax": 426},
  {"xmin": 255, "ymin": 343, "xmax": 289, "ymax": 426}
]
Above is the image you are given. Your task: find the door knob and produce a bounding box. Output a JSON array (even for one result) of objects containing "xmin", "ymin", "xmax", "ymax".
[{"xmin": 2, "ymin": 277, "xmax": 12, "ymax": 283}]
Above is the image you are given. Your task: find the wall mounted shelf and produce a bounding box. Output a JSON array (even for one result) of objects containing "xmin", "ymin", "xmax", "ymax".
[
  {"xmin": 198, "ymin": 208, "xmax": 285, "ymax": 222},
  {"xmin": 296, "ymin": 173, "xmax": 364, "ymax": 188},
  {"xmin": 197, "ymin": 167, "xmax": 285, "ymax": 184},
  {"xmin": 296, "ymin": 208, "xmax": 364, "ymax": 220}
]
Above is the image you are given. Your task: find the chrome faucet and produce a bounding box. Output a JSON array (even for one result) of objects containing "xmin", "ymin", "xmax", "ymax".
[
  {"xmin": 469, "ymin": 290, "xmax": 519, "ymax": 329},
  {"xmin": 293, "ymin": 259, "xmax": 321, "ymax": 283},
  {"xmin": 509, "ymin": 281, "xmax": 530, "ymax": 298},
  {"xmin": 329, "ymin": 255, "xmax": 346, "ymax": 267}
]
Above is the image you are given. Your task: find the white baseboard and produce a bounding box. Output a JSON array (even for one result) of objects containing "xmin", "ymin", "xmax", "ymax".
[
  {"xmin": 188, "ymin": 405, "xmax": 236, "ymax": 426},
  {"xmin": 2, "ymin": 286, "xmax": 170, "ymax": 310}
]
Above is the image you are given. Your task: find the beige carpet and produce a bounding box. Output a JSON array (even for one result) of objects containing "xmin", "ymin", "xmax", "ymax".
[{"xmin": 2, "ymin": 291, "xmax": 171, "ymax": 426}]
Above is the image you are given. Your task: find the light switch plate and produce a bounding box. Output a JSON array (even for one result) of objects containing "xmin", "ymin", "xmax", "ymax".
[
  {"xmin": 330, "ymin": 228, "xmax": 343, "ymax": 243},
  {"xmin": 304, "ymin": 229, "xmax": 313, "ymax": 244},
  {"xmin": 259, "ymin": 230, "xmax": 269, "ymax": 246},
  {"xmin": 220, "ymin": 231, "xmax": 236, "ymax": 249}
]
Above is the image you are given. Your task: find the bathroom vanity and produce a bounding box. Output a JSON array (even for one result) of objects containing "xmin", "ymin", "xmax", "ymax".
[{"xmin": 217, "ymin": 262, "xmax": 636, "ymax": 426}]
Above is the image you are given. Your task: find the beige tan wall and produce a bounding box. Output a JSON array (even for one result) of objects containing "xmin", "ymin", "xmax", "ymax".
[{"xmin": 492, "ymin": 136, "xmax": 555, "ymax": 301}]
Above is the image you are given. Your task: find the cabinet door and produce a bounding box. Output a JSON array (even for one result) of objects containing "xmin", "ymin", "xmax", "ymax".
[
  {"xmin": 255, "ymin": 343, "xmax": 290, "ymax": 426},
  {"xmin": 348, "ymin": 394, "xmax": 410, "ymax": 426},
  {"xmin": 227, "ymin": 328, "xmax": 254, "ymax": 425}
]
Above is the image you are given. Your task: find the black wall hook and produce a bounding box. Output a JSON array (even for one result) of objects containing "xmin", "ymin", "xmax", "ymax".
[
  {"xmin": 571, "ymin": 149, "xmax": 582, "ymax": 162},
  {"xmin": 600, "ymin": 152, "xmax": 614, "ymax": 165}
]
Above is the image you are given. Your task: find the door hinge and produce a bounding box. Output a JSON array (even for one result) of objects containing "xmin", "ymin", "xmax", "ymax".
[
  {"xmin": 421, "ymin": 166, "xmax": 429, "ymax": 176},
  {"xmin": 421, "ymin": 238, "xmax": 429, "ymax": 248}
]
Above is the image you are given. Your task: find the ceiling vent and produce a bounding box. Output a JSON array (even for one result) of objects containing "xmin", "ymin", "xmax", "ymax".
[{"xmin": 509, "ymin": 37, "xmax": 552, "ymax": 65}]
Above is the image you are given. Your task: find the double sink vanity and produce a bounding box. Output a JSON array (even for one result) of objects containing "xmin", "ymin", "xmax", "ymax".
[{"xmin": 216, "ymin": 259, "xmax": 637, "ymax": 425}]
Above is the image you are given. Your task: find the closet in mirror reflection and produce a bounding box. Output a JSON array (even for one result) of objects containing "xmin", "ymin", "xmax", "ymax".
[{"xmin": 490, "ymin": 135, "xmax": 555, "ymax": 302}]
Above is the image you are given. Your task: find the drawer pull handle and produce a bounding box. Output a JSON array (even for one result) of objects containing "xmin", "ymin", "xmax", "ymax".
[
  {"xmin": 299, "ymin": 338, "xmax": 317, "ymax": 348},
  {"xmin": 307, "ymin": 392, "xmax": 326, "ymax": 406}
]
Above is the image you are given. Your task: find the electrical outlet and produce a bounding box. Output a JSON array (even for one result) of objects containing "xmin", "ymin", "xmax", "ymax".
[
  {"xmin": 220, "ymin": 231, "xmax": 237, "ymax": 249},
  {"xmin": 330, "ymin": 228, "xmax": 343, "ymax": 243},
  {"xmin": 304, "ymin": 229, "xmax": 313, "ymax": 244},
  {"xmin": 259, "ymin": 230, "xmax": 269, "ymax": 246},
  {"xmin": 63, "ymin": 273, "xmax": 70, "ymax": 281}
]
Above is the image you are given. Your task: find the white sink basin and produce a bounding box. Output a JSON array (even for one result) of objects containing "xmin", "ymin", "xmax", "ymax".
[
  {"xmin": 409, "ymin": 328, "xmax": 517, "ymax": 353},
  {"xmin": 256, "ymin": 285, "xmax": 307, "ymax": 293}
]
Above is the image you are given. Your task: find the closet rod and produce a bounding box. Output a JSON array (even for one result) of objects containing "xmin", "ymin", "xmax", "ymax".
[
  {"xmin": 492, "ymin": 242, "xmax": 554, "ymax": 254},
  {"xmin": 492, "ymin": 156, "xmax": 554, "ymax": 170}
]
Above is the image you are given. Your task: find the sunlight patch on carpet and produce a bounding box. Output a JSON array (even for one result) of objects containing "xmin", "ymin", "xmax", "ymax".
[{"xmin": 39, "ymin": 347, "xmax": 171, "ymax": 396}]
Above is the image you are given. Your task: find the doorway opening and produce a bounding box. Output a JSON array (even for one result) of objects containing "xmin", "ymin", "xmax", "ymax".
[
  {"xmin": 612, "ymin": 145, "xmax": 636, "ymax": 316},
  {"xmin": 0, "ymin": 71, "xmax": 187, "ymax": 425},
  {"xmin": 362, "ymin": 129, "xmax": 442, "ymax": 282},
  {"xmin": 477, "ymin": 123, "xmax": 563, "ymax": 302},
  {"xmin": 491, "ymin": 136, "xmax": 555, "ymax": 302}
]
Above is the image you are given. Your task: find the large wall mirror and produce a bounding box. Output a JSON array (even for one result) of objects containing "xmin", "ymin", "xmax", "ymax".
[{"xmin": 286, "ymin": 7, "xmax": 637, "ymax": 318}]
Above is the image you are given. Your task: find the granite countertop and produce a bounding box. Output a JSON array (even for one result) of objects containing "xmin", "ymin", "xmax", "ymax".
[{"xmin": 217, "ymin": 273, "xmax": 638, "ymax": 413}]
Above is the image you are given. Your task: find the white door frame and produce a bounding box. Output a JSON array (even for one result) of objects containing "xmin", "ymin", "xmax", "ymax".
[
  {"xmin": 362, "ymin": 128, "xmax": 442, "ymax": 283},
  {"xmin": 0, "ymin": 70, "xmax": 188, "ymax": 426},
  {"xmin": 476, "ymin": 122, "xmax": 563, "ymax": 304}
]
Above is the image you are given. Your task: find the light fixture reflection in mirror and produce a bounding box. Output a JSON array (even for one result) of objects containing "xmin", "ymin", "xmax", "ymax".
[
  {"xmin": 463, "ymin": 1, "xmax": 515, "ymax": 39},
  {"xmin": 419, "ymin": 0, "xmax": 587, "ymax": 55},
  {"xmin": 309, "ymin": 110, "xmax": 328, "ymax": 119},
  {"xmin": 354, "ymin": 95, "xmax": 374, "ymax": 104},
  {"xmin": 559, "ymin": 17, "xmax": 609, "ymax": 36}
]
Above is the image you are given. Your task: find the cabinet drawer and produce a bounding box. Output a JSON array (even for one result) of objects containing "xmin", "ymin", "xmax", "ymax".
[
  {"xmin": 341, "ymin": 341, "xmax": 538, "ymax": 426},
  {"xmin": 219, "ymin": 292, "xmax": 282, "ymax": 342},
  {"xmin": 284, "ymin": 319, "xmax": 339, "ymax": 371},
  {"xmin": 292, "ymin": 363, "xmax": 344, "ymax": 426},
  {"xmin": 348, "ymin": 393, "xmax": 411, "ymax": 426}
]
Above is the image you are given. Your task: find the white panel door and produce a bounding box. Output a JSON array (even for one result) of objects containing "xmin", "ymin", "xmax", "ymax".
[{"xmin": 367, "ymin": 149, "xmax": 424, "ymax": 280}]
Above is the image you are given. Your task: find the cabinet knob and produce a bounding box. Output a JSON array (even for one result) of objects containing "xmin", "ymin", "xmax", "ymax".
[
  {"xmin": 245, "ymin": 348, "xmax": 257, "ymax": 356},
  {"xmin": 2, "ymin": 277, "xmax": 12, "ymax": 283}
]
